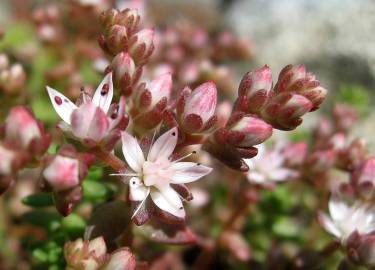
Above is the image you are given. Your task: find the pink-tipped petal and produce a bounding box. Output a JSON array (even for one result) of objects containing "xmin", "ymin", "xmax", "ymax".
[
  {"xmin": 170, "ymin": 162, "xmax": 212, "ymax": 184},
  {"xmin": 71, "ymin": 102, "xmax": 96, "ymax": 139},
  {"xmin": 92, "ymin": 72, "xmax": 114, "ymax": 113},
  {"xmin": 46, "ymin": 86, "xmax": 77, "ymax": 124},
  {"xmin": 147, "ymin": 127, "xmax": 178, "ymax": 163},
  {"xmin": 150, "ymin": 186, "xmax": 185, "ymax": 218},
  {"xmin": 87, "ymin": 107, "xmax": 110, "ymax": 142},
  {"xmin": 121, "ymin": 132, "xmax": 145, "ymax": 172}
]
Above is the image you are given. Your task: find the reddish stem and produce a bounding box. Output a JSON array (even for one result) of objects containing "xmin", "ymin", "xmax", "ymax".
[{"xmin": 89, "ymin": 147, "xmax": 127, "ymax": 171}]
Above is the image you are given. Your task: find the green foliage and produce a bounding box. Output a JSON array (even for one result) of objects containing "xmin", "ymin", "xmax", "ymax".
[
  {"xmin": 61, "ymin": 214, "xmax": 86, "ymax": 239},
  {"xmin": 337, "ymin": 84, "xmax": 371, "ymax": 116},
  {"xmin": 0, "ymin": 23, "xmax": 35, "ymax": 50},
  {"xmin": 22, "ymin": 192, "xmax": 54, "ymax": 208}
]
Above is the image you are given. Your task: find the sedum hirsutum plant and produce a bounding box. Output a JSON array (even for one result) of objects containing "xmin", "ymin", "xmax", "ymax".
[{"xmin": 0, "ymin": 1, "xmax": 374, "ymax": 269}]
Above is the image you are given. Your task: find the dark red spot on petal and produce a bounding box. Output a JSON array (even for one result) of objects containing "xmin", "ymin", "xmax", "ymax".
[
  {"xmin": 111, "ymin": 113, "xmax": 117, "ymax": 119},
  {"xmin": 101, "ymin": 83, "xmax": 109, "ymax": 96},
  {"xmin": 54, "ymin": 96, "xmax": 62, "ymax": 105}
]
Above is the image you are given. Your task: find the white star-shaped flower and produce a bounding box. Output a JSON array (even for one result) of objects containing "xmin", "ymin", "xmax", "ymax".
[
  {"xmin": 244, "ymin": 144, "xmax": 298, "ymax": 186},
  {"xmin": 118, "ymin": 127, "xmax": 212, "ymax": 219},
  {"xmin": 46, "ymin": 73, "xmax": 127, "ymax": 146},
  {"xmin": 319, "ymin": 196, "xmax": 375, "ymax": 244}
]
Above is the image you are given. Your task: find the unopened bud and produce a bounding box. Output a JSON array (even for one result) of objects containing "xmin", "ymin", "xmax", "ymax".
[
  {"xmin": 274, "ymin": 64, "xmax": 327, "ymax": 110},
  {"xmin": 262, "ymin": 93, "xmax": 313, "ymax": 130},
  {"xmin": 237, "ymin": 65, "xmax": 272, "ymax": 113},
  {"xmin": 115, "ymin": 8, "xmax": 140, "ymax": 33},
  {"xmin": 5, "ymin": 106, "xmax": 41, "ymax": 150},
  {"xmin": 43, "ymin": 155, "xmax": 80, "ymax": 192},
  {"xmin": 351, "ymin": 157, "xmax": 375, "ymax": 200},
  {"xmin": 135, "ymin": 72, "xmax": 172, "ymax": 111},
  {"xmin": 178, "ymin": 81, "xmax": 217, "ymax": 133},
  {"xmin": 106, "ymin": 24, "xmax": 128, "ymax": 55},
  {"xmin": 109, "ymin": 52, "xmax": 136, "ymax": 92},
  {"xmin": 227, "ymin": 115, "xmax": 273, "ymax": 147},
  {"xmin": 129, "ymin": 28, "xmax": 154, "ymax": 63}
]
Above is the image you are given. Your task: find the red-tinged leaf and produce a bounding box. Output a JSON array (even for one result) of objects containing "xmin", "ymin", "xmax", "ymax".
[{"xmin": 135, "ymin": 220, "xmax": 197, "ymax": 245}]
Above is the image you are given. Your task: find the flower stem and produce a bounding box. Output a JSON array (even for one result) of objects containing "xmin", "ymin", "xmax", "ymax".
[{"xmin": 89, "ymin": 147, "xmax": 127, "ymax": 171}]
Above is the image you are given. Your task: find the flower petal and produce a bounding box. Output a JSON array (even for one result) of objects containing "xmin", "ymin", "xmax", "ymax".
[
  {"xmin": 128, "ymin": 177, "xmax": 149, "ymax": 201},
  {"xmin": 170, "ymin": 162, "xmax": 212, "ymax": 184},
  {"xmin": 148, "ymin": 127, "xmax": 178, "ymax": 162},
  {"xmin": 329, "ymin": 196, "xmax": 349, "ymax": 222},
  {"xmin": 247, "ymin": 171, "xmax": 266, "ymax": 183},
  {"xmin": 121, "ymin": 132, "xmax": 145, "ymax": 172},
  {"xmin": 86, "ymin": 107, "xmax": 110, "ymax": 142},
  {"xmin": 46, "ymin": 86, "xmax": 77, "ymax": 124},
  {"xmin": 150, "ymin": 186, "xmax": 185, "ymax": 218},
  {"xmin": 71, "ymin": 102, "xmax": 96, "ymax": 139},
  {"xmin": 318, "ymin": 212, "xmax": 342, "ymax": 239},
  {"xmin": 268, "ymin": 168, "xmax": 298, "ymax": 182},
  {"xmin": 103, "ymin": 248, "xmax": 136, "ymax": 270},
  {"xmin": 92, "ymin": 72, "xmax": 114, "ymax": 113}
]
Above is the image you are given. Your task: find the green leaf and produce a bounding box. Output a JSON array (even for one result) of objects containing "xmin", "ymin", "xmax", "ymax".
[
  {"xmin": 22, "ymin": 192, "xmax": 54, "ymax": 208},
  {"xmin": 22, "ymin": 210, "xmax": 61, "ymax": 229},
  {"xmin": 32, "ymin": 249, "xmax": 48, "ymax": 263},
  {"xmin": 83, "ymin": 180, "xmax": 117, "ymax": 202},
  {"xmin": 61, "ymin": 213, "xmax": 86, "ymax": 239},
  {"xmin": 0, "ymin": 23, "xmax": 35, "ymax": 50},
  {"xmin": 86, "ymin": 166, "xmax": 103, "ymax": 181}
]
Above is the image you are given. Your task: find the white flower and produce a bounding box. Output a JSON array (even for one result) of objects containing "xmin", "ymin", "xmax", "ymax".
[
  {"xmin": 118, "ymin": 127, "xmax": 212, "ymax": 219},
  {"xmin": 46, "ymin": 73, "xmax": 127, "ymax": 145},
  {"xmin": 243, "ymin": 144, "xmax": 298, "ymax": 185},
  {"xmin": 318, "ymin": 196, "xmax": 375, "ymax": 244}
]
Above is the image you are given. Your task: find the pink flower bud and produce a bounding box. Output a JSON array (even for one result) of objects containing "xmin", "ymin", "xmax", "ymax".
[
  {"xmin": 129, "ymin": 28, "xmax": 154, "ymax": 63},
  {"xmin": 274, "ymin": 64, "xmax": 327, "ymax": 110},
  {"xmin": 5, "ymin": 106, "xmax": 41, "ymax": 149},
  {"xmin": 135, "ymin": 72, "xmax": 172, "ymax": 111},
  {"xmin": 351, "ymin": 157, "xmax": 375, "ymax": 200},
  {"xmin": 282, "ymin": 142, "xmax": 307, "ymax": 167},
  {"xmin": 109, "ymin": 52, "xmax": 136, "ymax": 92},
  {"xmin": 115, "ymin": 8, "xmax": 140, "ymax": 33},
  {"xmin": 183, "ymin": 82, "xmax": 217, "ymax": 123},
  {"xmin": 178, "ymin": 82, "xmax": 218, "ymax": 133},
  {"xmin": 106, "ymin": 24, "xmax": 128, "ymax": 55},
  {"xmin": 228, "ymin": 115, "xmax": 273, "ymax": 147},
  {"xmin": 239, "ymin": 65, "xmax": 272, "ymax": 98},
  {"xmin": 261, "ymin": 93, "xmax": 313, "ymax": 130},
  {"xmin": 43, "ymin": 155, "xmax": 80, "ymax": 192}
]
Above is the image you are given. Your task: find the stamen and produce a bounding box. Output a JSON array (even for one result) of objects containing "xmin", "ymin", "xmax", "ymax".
[
  {"xmin": 110, "ymin": 173, "xmax": 140, "ymax": 177},
  {"xmin": 131, "ymin": 188, "xmax": 150, "ymax": 219},
  {"xmin": 172, "ymin": 151, "xmax": 197, "ymax": 163}
]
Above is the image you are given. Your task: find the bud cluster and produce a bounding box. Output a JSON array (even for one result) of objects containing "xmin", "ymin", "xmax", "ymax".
[
  {"xmin": 40, "ymin": 144, "xmax": 94, "ymax": 216},
  {"xmin": 235, "ymin": 64, "xmax": 327, "ymax": 130},
  {"xmin": 0, "ymin": 54, "xmax": 26, "ymax": 95},
  {"xmin": 0, "ymin": 106, "xmax": 51, "ymax": 194},
  {"xmin": 99, "ymin": 8, "xmax": 154, "ymax": 96},
  {"xmin": 65, "ymin": 236, "xmax": 136, "ymax": 270}
]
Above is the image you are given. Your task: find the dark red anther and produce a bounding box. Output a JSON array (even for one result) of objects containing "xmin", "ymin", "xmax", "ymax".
[
  {"xmin": 101, "ymin": 83, "xmax": 109, "ymax": 96},
  {"xmin": 54, "ymin": 96, "xmax": 62, "ymax": 105},
  {"xmin": 111, "ymin": 113, "xmax": 117, "ymax": 119}
]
